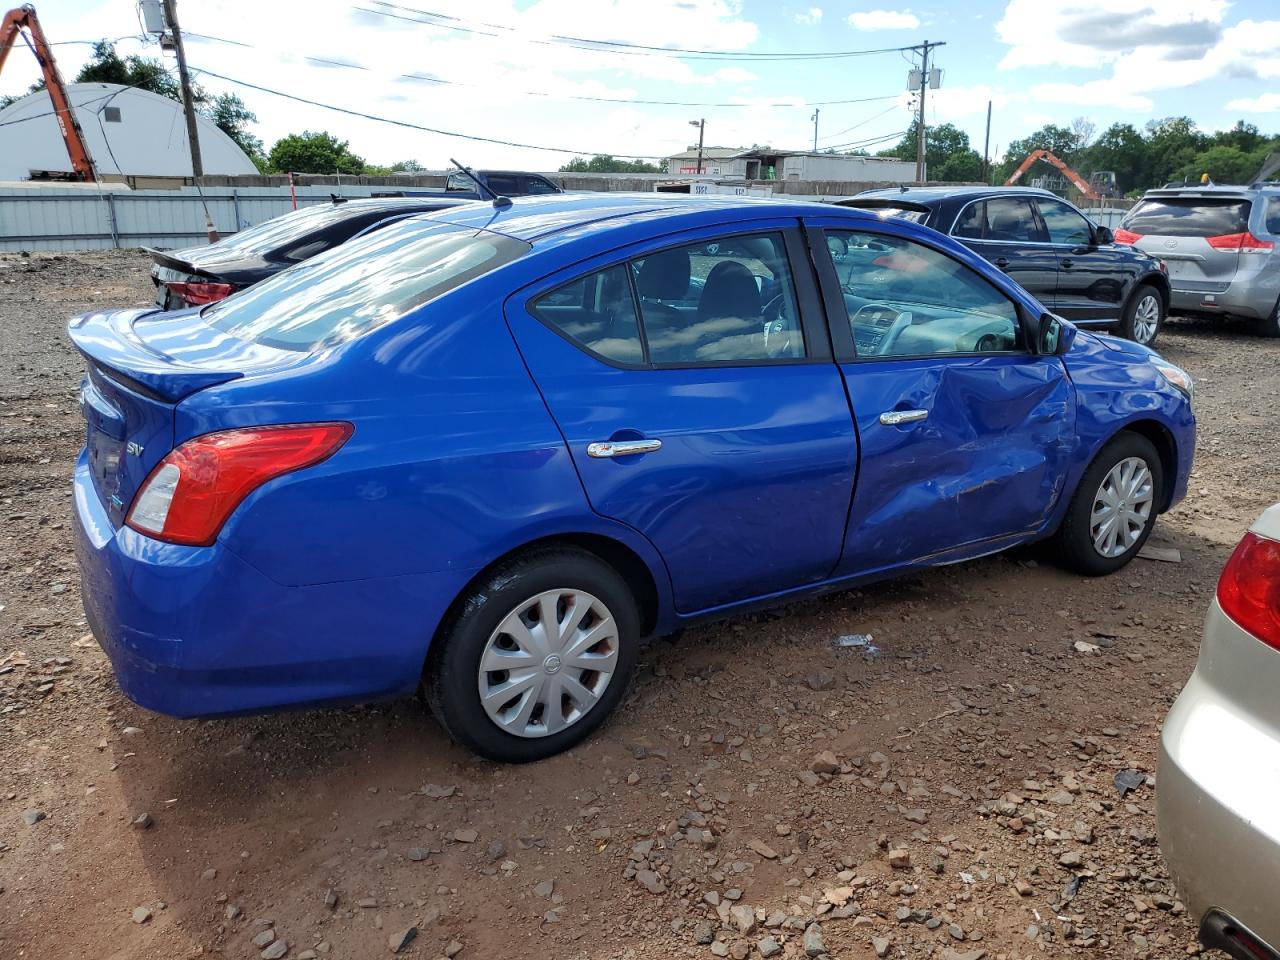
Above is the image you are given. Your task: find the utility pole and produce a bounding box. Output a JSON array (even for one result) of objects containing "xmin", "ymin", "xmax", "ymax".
[
  {"xmin": 689, "ymin": 118, "xmax": 706, "ymax": 174},
  {"xmin": 982, "ymin": 99, "xmax": 992, "ymax": 183},
  {"xmin": 811, "ymin": 108, "xmax": 819, "ymax": 152},
  {"xmin": 161, "ymin": 0, "xmax": 218, "ymax": 241},
  {"xmin": 914, "ymin": 41, "xmax": 931, "ymax": 183}
]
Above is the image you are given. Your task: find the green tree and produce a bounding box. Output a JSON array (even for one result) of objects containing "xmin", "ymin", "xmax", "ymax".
[
  {"xmin": 559, "ymin": 154, "xmax": 662, "ymax": 174},
  {"xmin": 204, "ymin": 92, "xmax": 263, "ymax": 164},
  {"xmin": 75, "ymin": 40, "xmax": 181, "ymax": 100},
  {"xmin": 1143, "ymin": 117, "xmax": 1206, "ymax": 185},
  {"xmin": 267, "ymin": 131, "xmax": 366, "ymax": 174},
  {"xmin": 1079, "ymin": 123, "xmax": 1148, "ymax": 195},
  {"xmin": 995, "ymin": 123, "xmax": 1080, "ymax": 183},
  {"xmin": 390, "ymin": 159, "xmax": 425, "ymax": 172},
  {"xmin": 879, "ymin": 121, "xmax": 983, "ymax": 182}
]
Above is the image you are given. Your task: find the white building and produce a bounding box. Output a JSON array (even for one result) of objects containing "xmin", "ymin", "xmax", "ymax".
[
  {"xmin": 0, "ymin": 82, "xmax": 258, "ymax": 182},
  {"xmin": 664, "ymin": 147, "xmax": 917, "ymax": 183}
]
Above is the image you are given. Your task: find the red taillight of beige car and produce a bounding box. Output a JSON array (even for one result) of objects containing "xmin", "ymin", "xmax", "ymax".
[
  {"xmin": 126, "ymin": 423, "xmax": 353, "ymax": 546},
  {"xmin": 164, "ymin": 280, "xmax": 235, "ymax": 305},
  {"xmin": 1218, "ymin": 531, "xmax": 1280, "ymax": 651}
]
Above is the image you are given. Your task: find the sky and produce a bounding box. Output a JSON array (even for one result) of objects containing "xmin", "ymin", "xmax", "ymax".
[{"xmin": 4, "ymin": 0, "xmax": 1280, "ymax": 171}]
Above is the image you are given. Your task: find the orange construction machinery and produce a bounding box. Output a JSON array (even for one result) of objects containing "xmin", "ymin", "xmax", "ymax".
[
  {"xmin": 0, "ymin": 4, "xmax": 96, "ymax": 181},
  {"xmin": 1004, "ymin": 149, "xmax": 1103, "ymax": 200}
]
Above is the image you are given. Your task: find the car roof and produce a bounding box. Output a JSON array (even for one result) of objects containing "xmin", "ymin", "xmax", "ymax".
[
  {"xmin": 325, "ymin": 197, "xmax": 470, "ymax": 211},
  {"xmin": 412, "ymin": 192, "xmax": 870, "ymax": 243},
  {"xmin": 855, "ymin": 185, "xmax": 1060, "ymax": 206},
  {"xmin": 1140, "ymin": 184, "xmax": 1280, "ymax": 199}
]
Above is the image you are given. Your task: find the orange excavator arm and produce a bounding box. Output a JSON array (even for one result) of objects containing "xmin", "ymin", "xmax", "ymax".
[
  {"xmin": 1004, "ymin": 147, "xmax": 1100, "ymax": 200},
  {"xmin": 1, "ymin": 4, "xmax": 96, "ymax": 181}
]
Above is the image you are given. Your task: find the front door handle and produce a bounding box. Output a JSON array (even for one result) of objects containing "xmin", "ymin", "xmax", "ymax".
[
  {"xmin": 879, "ymin": 409, "xmax": 928, "ymax": 426},
  {"xmin": 587, "ymin": 438, "xmax": 663, "ymax": 459},
  {"xmin": 1060, "ymin": 258, "xmax": 1074, "ymax": 269},
  {"xmin": 993, "ymin": 257, "xmax": 1010, "ymax": 269}
]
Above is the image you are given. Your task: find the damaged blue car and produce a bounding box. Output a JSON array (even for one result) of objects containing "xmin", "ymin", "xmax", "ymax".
[{"xmin": 70, "ymin": 194, "xmax": 1195, "ymax": 762}]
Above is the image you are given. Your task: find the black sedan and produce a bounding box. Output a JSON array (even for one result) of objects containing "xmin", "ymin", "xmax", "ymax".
[
  {"xmin": 839, "ymin": 187, "xmax": 1171, "ymax": 345},
  {"xmin": 148, "ymin": 198, "xmax": 470, "ymax": 309}
]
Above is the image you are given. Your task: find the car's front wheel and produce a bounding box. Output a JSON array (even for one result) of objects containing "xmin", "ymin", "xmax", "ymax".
[
  {"xmin": 1117, "ymin": 284, "xmax": 1164, "ymax": 346},
  {"xmin": 1053, "ymin": 432, "xmax": 1164, "ymax": 576},
  {"xmin": 425, "ymin": 548, "xmax": 639, "ymax": 762}
]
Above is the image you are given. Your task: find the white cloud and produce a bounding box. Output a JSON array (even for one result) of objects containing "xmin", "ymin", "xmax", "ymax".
[
  {"xmin": 1226, "ymin": 93, "xmax": 1280, "ymax": 113},
  {"xmin": 1028, "ymin": 81, "xmax": 1152, "ymax": 112},
  {"xmin": 794, "ymin": 7, "xmax": 823, "ymax": 25},
  {"xmin": 848, "ymin": 10, "xmax": 919, "ymax": 31}
]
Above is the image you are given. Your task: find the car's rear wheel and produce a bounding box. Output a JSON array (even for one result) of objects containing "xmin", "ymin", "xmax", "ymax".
[
  {"xmin": 1053, "ymin": 432, "xmax": 1163, "ymax": 576},
  {"xmin": 425, "ymin": 548, "xmax": 639, "ymax": 763},
  {"xmin": 1117, "ymin": 284, "xmax": 1164, "ymax": 346}
]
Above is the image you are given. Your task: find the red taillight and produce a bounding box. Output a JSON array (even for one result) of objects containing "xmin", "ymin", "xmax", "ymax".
[
  {"xmin": 1113, "ymin": 227, "xmax": 1142, "ymax": 244},
  {"xmin": 125, "ymin": 423, "xmax": 353, "ymax": 546},
  {"xmin": 164, "ymin": 280, "xmax": 235, "ymax": 305},
  {"xmin": 1205, "ymin": 232, "xmax": 1275, "ymax": 253},
  {"xmin": 1217, "ymin": 531, "xmax": 1280, "ymax": 650}
]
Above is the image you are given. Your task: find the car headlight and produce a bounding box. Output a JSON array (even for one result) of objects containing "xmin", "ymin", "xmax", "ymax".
[{"xmin": 1153, "ymin": 361, "xmax": 1194, "ymax": 401}]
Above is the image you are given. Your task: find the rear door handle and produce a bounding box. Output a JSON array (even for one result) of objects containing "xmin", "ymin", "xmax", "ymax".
[
  {"xmin": 1060, "ymin": 258, "xmax": 1074, "ymax": 269},
  {"xmin": 879, "ymin": 409, "xmax": 928, "ymax": 426},
  {"xmin": 587, "ymin": 438, "xmax": 662, "ymax": 459},
  {"xmin": 993, "ymin": 257, "xmax": 1010, "ymax": 269}
]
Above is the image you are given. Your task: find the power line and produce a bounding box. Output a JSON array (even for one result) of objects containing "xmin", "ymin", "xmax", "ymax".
[
  {"xmin": 184, "ymin": 30, "xmax": 903, "ymax": 110},
  {"xmin": 817, "ymin": 129, "xmax": 909, "ymax": 153},
  {"xmin": 358, "ymin": 2, "xmax": 927, "ymax": 62},
  {"xmin": 818, "ymin": 103, "xmax": 903, "ymax": 142},
  {"xmin": 189, "ymin": 66, "xmax": 668, "ymax": 159}
]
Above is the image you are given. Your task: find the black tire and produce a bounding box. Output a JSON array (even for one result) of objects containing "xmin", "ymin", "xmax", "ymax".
[
  {"xmin": 425, "ymin": 548, "xmax": 640, "ymax": 763},
  {"xmin": 1255, "ymin": 298, "xmax": 1280, "ymax": 338},
  {"xmin": 1116, "ymin": 283, "xmax": 1165, "ymax": 347},
  {"xmin": 1053, "ymin": 432, "xmax": 1164, "ymax": 576}
]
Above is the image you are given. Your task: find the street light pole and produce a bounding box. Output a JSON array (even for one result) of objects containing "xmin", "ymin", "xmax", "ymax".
[
  {"xmin": 689, "ymin": 118, "xmax": 705, "ymax": 174},
  {"xmin": 811, "ymin": 108, "xmax": 819, "ymax": 151}
]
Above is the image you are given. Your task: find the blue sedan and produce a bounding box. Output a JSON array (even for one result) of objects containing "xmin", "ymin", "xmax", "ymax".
[{"xmin": 70, "ymin": 194, "xmax": 1196, "ymax": 762}]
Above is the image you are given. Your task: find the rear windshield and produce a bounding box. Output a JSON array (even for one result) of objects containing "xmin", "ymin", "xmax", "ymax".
[
  {"xmin": 202, "ymin": 220, "xmax": 529, "ymax": 351},
  {"xmin": 851, "ymin": 204, "xmax": 929, "ymax": 224},
  {"xmin": 1122, "ymin": 197, "xmax": 1252, "ymax": 237},
  {"xmin": 212, "ymin": 202, "xmax": 425, "ymax": 255}
]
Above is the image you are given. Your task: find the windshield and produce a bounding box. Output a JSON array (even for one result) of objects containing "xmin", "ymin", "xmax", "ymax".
[
  {"xmin": 209, "ymin": 203, "xmax": 419, "ymax": 255},
  {"xmin": 203, "ymin": 220, "xmax": 529, "ymax": 351},
  {"xmin": 1123, "ymin": 197, "xmax": 1252, "ymax": 237}
]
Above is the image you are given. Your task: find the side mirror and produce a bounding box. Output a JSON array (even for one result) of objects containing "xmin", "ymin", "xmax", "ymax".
[
  {"xmin": 1037, "ymin": 313, "xmax": 1077, "ymax": 355},
  {"xmin": 1093, "ymin": 225, "xmax": 1114, "ymax": 246}
]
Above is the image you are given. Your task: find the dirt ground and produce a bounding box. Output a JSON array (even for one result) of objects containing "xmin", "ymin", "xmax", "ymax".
[{"xmin": 1, "ymin": 249, "xmax": 1277, "ymax": 960}]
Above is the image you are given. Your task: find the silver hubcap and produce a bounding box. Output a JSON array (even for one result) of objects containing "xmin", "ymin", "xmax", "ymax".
[
  {"xmin": 1090, "ymin": 457, "xmax": 1154, "ymax": 558},
  {"xmin": 477, "ymin": 589, "xmax": 619, "ymax": 739},
  {"xmin": 1132, "ymin": 295, "xmax": 1160, "ymax": 343}
]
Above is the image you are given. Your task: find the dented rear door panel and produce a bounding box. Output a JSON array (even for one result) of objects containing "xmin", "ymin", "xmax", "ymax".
[{"xmin": 837, "ymin": 354, "xmax": 1075, "ymax": 575}]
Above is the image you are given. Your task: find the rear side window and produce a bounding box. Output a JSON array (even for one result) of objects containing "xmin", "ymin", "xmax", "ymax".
[
  {"xmin": 204, "ymin": 221, "xmax": 529, "ymax": 351},
  {"xmin": 1266, "ymin": 198, "xmax": 1280, "ymax": 235},
  {"xmin": 531, "ymin": 265, "xmax": 643, "ymax": 364},
  {"xmin": 983, "ymin": 197, "xmax": 1045, "ymax": 242},
  {"xmin": 1123, "ymin": 198, "xmax": 1252, "ymax": 237}
]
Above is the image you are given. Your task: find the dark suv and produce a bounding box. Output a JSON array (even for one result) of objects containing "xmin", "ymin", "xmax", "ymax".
[{"xmin": 841, "ymin": 187, "xmax": 1171, "ymax": 346}]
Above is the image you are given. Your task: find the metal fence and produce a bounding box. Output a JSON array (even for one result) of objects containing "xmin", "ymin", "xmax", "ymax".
[{"xmin": 0, "ymin": 185, "xmax": 438, "ymax": 253}]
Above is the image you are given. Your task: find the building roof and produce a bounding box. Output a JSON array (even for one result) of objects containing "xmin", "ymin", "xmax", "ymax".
[
  {"xmin": 0, "ymin": 83, "xmax": 258, "ymax": 180},
  {"xmin": 664, "ymin": 147, "xmax": 755, "ymax": 162}
]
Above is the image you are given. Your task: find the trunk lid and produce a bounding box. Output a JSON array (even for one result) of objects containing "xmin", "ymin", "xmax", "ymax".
[
  {"xmin": 69, "ymin": 307, "xmax": 300, "ymax": 527},
  {"xmin": 1122, "ymin": 195, "xmax": 1253, "ymax": 293}
]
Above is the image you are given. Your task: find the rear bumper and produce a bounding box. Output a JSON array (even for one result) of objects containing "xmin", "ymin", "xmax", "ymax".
[
  {"xmin": 1157, "ymin": 602, "xmax": 1280, "ymax": 953},
  {"xmin": 72, "ymin": 453, "xmax": 469, "ymax": 717},
  {"xmin": 1168, "ymin": 275, "xmax": 1278, "ymax": 320}
]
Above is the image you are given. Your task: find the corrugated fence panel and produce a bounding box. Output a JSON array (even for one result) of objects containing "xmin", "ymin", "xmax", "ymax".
[{"xmin": 0, "ymin": 186, "xmax": 441, "ymax": 252}]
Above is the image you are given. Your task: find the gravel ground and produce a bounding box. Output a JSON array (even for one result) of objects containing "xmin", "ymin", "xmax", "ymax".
[{"xmin": 1, "ymin": 249, "xmax": 1278, "ymax": 960}]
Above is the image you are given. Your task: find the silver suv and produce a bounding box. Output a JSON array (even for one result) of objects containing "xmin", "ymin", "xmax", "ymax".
[{"xmin": 1117, "ymin": 184, "xmax": 1280, "ymax": 336}]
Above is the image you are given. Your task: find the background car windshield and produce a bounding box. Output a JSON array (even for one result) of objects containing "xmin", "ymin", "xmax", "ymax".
[
  {"xmin": 203, "ymin": 221, "xmax": 528, "ymax": 351},
  {"xmin": 1123, "ymin": 198, "xmax": 1252, "ymax": 236},
  {"xmin": 209, "ymin": 203, "xmax": 403, "ymax": 255}
]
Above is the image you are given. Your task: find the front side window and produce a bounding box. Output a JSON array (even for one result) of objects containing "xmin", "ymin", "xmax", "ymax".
[
  {"xmin": 826, "ymin": 229, "xmax": 1022, "ymax": 358},
  {"xmin": 1037, "ymin": 199, "xmax": 1094, "ymax": 245},
  {"xmin": 204, "ymin": 221, "xmax": 529, "ymax": 351}
]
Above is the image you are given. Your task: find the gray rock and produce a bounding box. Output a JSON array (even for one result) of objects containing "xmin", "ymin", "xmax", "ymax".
[
  {"xmin": 803, "ymin": 922, "xmax": 826, "ymax": 957},
  {"xmin": 261, "ymin": 941, "xmax": 288, "ymax": 960},
  {"xmin": 873, "ymin": 936, "xmax": 892, "ymax": 958},
  {"xmin": 694, "ymin": 920, "xmax": 715, "ymax": 945},
  {"xmin": 253, "ymin": 929, "xmax": 277, "ymax": 947},
  {"xmin": 729, "ymin": 904, "xmax": 755, "ymax": 934},
  {"xmin": 388, "ymin": 927, "xmax": 417, "ymax": 954},
  {"xmin": 805, "ymin": 671, "xmax": 835, "ymax": 691},
  {"xmin": 534, "ymin": 880, "xmax": 555, "ymax": 898},
  {"xmin": 132, "ymin": 906, "xmax": 152, "ymax": 924},
  {"xmin": 635, "ymin": 869, "xmax": 665, "ymax": 895},
  {"xmin": 323, "ymin": 888, "xmax": 338, "ymax": 910},
  {"xmin": 486, "ymin": 839, "xmax": 507, "ymax": 863},
  {"xmin": 225, "ymin": 904, "xmax": 242, "ymax": 921},
  {"xmin": 1059, "ymin": 850, "xmax": 1083, "ymax": 868},
  {"xmin": 757, "ymin": 937, "xmax": 782, "ymax": 958},
  {"xmin": 949, "ymin": 924, "xmax": 965, "ymax": 940},
  {"xmin": 406, "ymin": 847, "xmax": 430, "ymax": 862},
  {"xmin": 132, "ymin": 812, "xmax": 153, "ymax": 829},
  {"xmin": 21, "ymin": 809, "xmax": 46, "ymax": 826},
  {"xmin": 420, "ymin": 783, "xmax": 456, "ymax": 799}
]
